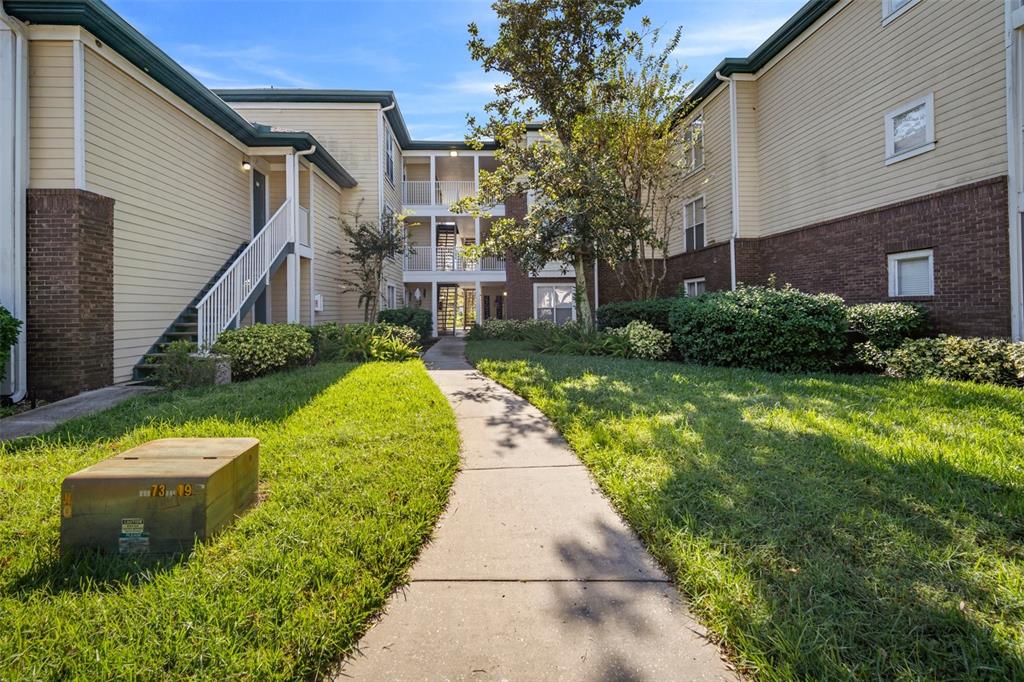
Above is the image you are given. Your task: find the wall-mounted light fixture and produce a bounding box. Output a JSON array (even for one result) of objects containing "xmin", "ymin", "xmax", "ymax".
[
  {"xmin": 449, "ymin": 150, "xmax": 458, "ymax": 157},
  {"xmin": 241, "ymin": 159, "xmax": 253, "ymax": 172}
]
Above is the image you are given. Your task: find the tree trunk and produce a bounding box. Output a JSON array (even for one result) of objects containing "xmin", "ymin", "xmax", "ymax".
[{"xmin": 574, "ymin": 252, "xmax": 594, "ymax": 332}]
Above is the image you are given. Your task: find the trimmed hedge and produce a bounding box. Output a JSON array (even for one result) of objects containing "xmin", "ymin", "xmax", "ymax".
[
  {"xmin": 872, "ymin": 335, "xmax": 1024, "ymax": 387},
  {"xmin": 467, "ymin": 319, "xmax": 557, "ymax": 341},
  {"xmin": 668, "ymin": 285, "xmax": 848, "ymax": 372},
  {"xmin": 607, "ymin": 320, "xmax": 672, "ymax": 360},
  {"xmin": 212, "ymin": 324, "xmax": 314, "ymax": 380},
  {"xmin": 378, "ymin": 307, "xmax": 432, "ymax": 342},
  {"xmin": 0, "ymin": 306, "xmax": 21, "ymax": 382},
  {"xmin": 847, "ymin": 302, "xmax": 929, "ymax": 349},
  {"xmin": 596, "ymin": 299, "xmax": 676, "ymax": 333}
]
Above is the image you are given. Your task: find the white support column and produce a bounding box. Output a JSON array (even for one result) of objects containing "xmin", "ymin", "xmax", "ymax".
[
  {"xmin": 473, "ymin": 154, "xmax": 480, "ymax": 192},
  {"xmin": 285, "ymin": 152, "xmax": 297, "ymax": 242},
  {"xmin": 308, "ymin": 168, "xmax": 316, "ymax": 323},
  {"xmin": 429, "ymin": 154, "xmax": 436, "ymax": 206},
  {"xmin": 430, "ymin": 283, "xmax": 438, "ymax": 337},
  {"xmin": 474, "ymin": 216, "xmax": 481, "ymax": 245},
  {"xmin": 72, "ymin": 39, "xmax": 85, "ymax": 189},
  {"xmin": 286, "ymin": 254, "xmax": 298, "ymax": 323},
  {"xmin": 430, "ymin": 215, "xmax": 437, "ymax": 272},
  {"xmin": 475, "ymin": 281, "xmax": 483, "ymax": 326},
  {"xmin": 284, "ymin": 152, "xmax": 299, "ymax": 322}
]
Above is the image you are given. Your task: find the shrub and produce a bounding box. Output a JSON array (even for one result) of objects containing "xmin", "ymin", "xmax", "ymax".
[
  {"xmin": 607, "ymin": 320, "xmax": 673, "ymax": 360},
  {"xmin": 874, "ymin": 335, "xmax": 1024, "ymax": 387},
  {"xmin": 524, "ymin": 322, "xmax": 632, "ymax": 358},
  {"xmin": 668, "ymin": 284, "xmax": 848, "ymax": 372},
  {"xmin": 0, "ymin": 306, "xmax": 21, "ymax": 382},
  {"xmin": 212, "ymin": 323, "xmax": 314, "ymax": 380},
  {"xmin": 847, "ymin": 302, "xmax": 929, "ymax": 350},
  {"xmin": 309, "ymin": 322, "xmax": 419, "ymax": 362},
  {"xmin": 378, "ymin": 307, "xmax": 433, "ymax": 342},
  {"xmin": 154, "ymin": 340, "xmax": 219, "ymax": 389},
  {"xmin": 596, "ymin": 299, "xmax": 676, "ymax": 333},
  {"xmin": 467, "ymin": 319, "xmax": 557, "ymax": 341}
]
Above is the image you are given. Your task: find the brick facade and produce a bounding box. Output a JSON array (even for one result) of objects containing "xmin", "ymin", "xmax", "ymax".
[{"xmin": 26, "ymin": 188, "xmax": 115, "ymax": 400}]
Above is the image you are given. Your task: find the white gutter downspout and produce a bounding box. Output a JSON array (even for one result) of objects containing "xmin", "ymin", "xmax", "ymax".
[
  {"xmin": 1, "ymin": 7, "xmax": 29, "ymax": 402},
  {"xmin": 1006, "ymin": 0, "xmax": 1024, "ymax": 341},
  {"xmin": 716, "ymin": 71, "xmax": 740, "ymax": 291},
  {"xmin": 378, "ymin": 101, "xmax": 396, "ymax": 218}
]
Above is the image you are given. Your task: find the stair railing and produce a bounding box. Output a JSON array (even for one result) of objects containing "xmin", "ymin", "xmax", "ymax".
[{"xmin": 197, "ymin": 199, "xmax": 293, "ymax": 349}]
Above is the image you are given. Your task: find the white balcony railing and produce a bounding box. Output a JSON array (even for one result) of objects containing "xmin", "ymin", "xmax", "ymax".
[
  {"xmin": 402, "ymin": 244, "xmax": 506, "ymax": 274},
  {"xmin": 402, "ymin": 180, "xmax": 478, "ymax": 206},
  {"xmin": 405, "ymin": 247, "xmax": 433, "ymax": 271}
]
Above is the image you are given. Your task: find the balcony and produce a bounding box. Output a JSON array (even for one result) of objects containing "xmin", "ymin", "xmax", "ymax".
[
  {"xmin": 404, "ymin": 245, "xmax": 505, "ymax": 273},
  {"xmin": 403, "ymin": 180, "xmax": 478, "ymax": 207}
]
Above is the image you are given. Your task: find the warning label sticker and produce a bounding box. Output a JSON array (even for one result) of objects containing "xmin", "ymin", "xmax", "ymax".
[
  {"xmin": 119, "ymin": 517, "xmax": 149, "ymax": 554},
  {"xmin": 121, "ymin": 518, "xmax": 145, "ymax": 536}
]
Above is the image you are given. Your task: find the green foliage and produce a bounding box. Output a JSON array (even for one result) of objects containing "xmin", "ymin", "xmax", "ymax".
[
  {"xmin": 596, "ymin": 298, "xmax": 675, "ymax": 332},
  {"xmin": 0, "ymin": 306, "xmax": 22, "ymax": 383},
  {"xmin": 309, "ymin": 322, "xmax": 418, "ymax": 363},
  {"xmin": 606, "ymin": 320, "xmax": 672, "ymax": 360},
  {"xmin": 523, "ymin": 320, "xmax": 632, "ymax": 357},
  {"xmin": 154, "ymin": 340, "xmax": 218, "ymax": 389},
  {"xmin": 377, "ymin": 307, "xmax": 432, "ymax": 342},
  {"xmin": 467, "ymin": 341, "xmax": 1024, "ymax": 679},
  {"xmin": 212, "ymin": 323, "xmax": 313, "ymax": 380},
  {"xmin": 0, "ymin": 361, "xmax": 460, "ymax": 680},
  {"xmin": 466, "ymin": 319, "xmax": 558, "ymax": 341},
  {"xmin": 873, "ymin": 335, "xmax": 1024, "ymax": 387},
  {"xmin": 847, "ymin": 302, "xmax": 929, "ymax": 350},
  {"xmin": 337, "ymin": 208, "xmax": 409, "ymax": 322},
  {"xmin": 668, "ymin": 284, "xmax": 848, "ymax": 372}
]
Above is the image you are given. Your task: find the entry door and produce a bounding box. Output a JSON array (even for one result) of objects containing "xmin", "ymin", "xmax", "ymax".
[{"xmin": 252, "ymin": 170, "xmax": 268, "ymax": 323}]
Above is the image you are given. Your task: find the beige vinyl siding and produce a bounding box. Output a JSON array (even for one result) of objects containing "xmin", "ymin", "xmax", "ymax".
[
  {"xmin": 666, "ymin": 87, "xmax": 732, "ymax": 256},
  {"xmin": 229, "ymin": 106, "xmax": 379, "ymax": 218},
  {"xmin": 299, "ymin": 260, "xmax": 311, "ymax": 325},
  {"xmin": 270, "ymin": 266, "xmax": 287, "ymax": 323},
  {"xmin": 735, "ymin": 79, "xmax": 760, "ymax": 237},
  {"xmin": 754, "ymin": 0, "xmax": 1006, "ymax": 236},
  {"xmin": 312, "ymin": 172, "xmax": 349, "ymax": 322},
  {"xmin": 383, "ymin": 120, "xmax": 403, "ymax": 212},
  {"xmin": 28, "ymin": 40, "xmax": 74, "ymax": 188},
  {"xmin": 83, "ymin": 47, "xmax": 250, "ymax": 381}
]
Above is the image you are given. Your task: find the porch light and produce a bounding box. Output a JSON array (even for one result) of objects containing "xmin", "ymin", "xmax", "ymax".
[
  {"xmin": 241, "ymin": 159, "xmax": 253, "ymax": 172},
  {"xmin": 449, "ymin": 150, "xmax": 458, "ymax": 157}
]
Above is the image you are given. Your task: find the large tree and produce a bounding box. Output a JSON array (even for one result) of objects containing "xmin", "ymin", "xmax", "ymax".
[
  {"xmin": 458, "ymin": 0, "xmax": 643, "ymax": 331},
  {"xmin": 336, "ymin": 208, "xmax": 407, "ymax": 322}
]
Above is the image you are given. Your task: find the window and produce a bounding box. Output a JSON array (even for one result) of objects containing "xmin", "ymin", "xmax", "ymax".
[
  {"xmin": 885, "ymin": 93, "xmax": 934, "ymax": 164},
  {"xmin": 534, "ymin": 284, "xmax": 575, "ymax": 325},
  {"xmin": 684, "ymin": 196, "xmax": 705, "ymax": 252},
  {"xmin": 683, "ymin": 114, "xmax": 704, "ymax": 172},
  {"xmin": 386, "ymin": 284, "xmax": 396, "ymax": 310},
  {"xmin": 683, "ymin": 277, "xmax": 706, "ymax": 298},
  {"xmin": 882, "ymin": 0, "xmax": 920, "ymax": 24},
  {"xmin": 888, "ymin": 249, "xmax": 934, "ymax": 297},
  {"xmin": 384, "ymin": 128, "xmax": 395, "ymax": 184}
]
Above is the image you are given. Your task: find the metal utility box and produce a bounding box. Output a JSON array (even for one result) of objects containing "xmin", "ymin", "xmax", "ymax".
[{"xmin": 60, "ymin": 438, "xmax": 259, "ymax": 556}]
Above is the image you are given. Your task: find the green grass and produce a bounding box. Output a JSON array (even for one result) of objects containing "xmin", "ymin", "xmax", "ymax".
[
  {"xmin": 466, "ymin": 340, "xmax": 1024, "ymax": 681},
  {"xmin": 0, "ymin": 360, "xmax": 459, "ymax": 680}
]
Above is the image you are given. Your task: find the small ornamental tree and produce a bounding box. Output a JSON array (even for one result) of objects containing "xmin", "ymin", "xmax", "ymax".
[{"xmin": 336, "ymin": 208, "xmax": 408, "ymax": 323}]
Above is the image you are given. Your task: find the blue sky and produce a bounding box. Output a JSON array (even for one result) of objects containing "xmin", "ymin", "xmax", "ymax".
[{"xmin": 108, "ymin": 0, "xmax": 806, "ymax": 141}]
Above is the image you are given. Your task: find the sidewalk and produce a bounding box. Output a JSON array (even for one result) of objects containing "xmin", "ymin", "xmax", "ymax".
[
  {"xmin": 0, "ymin": 385, "xmax": 155, "ymax": 441},
  {"xmin": 338, "ymin": 337, "xmax": 736, "ymax": 681}
]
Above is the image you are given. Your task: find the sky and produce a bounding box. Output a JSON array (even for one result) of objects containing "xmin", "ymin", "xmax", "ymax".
[{"xmin": 107, "ymin": 0, "xmax": 807, "ymax": 141}]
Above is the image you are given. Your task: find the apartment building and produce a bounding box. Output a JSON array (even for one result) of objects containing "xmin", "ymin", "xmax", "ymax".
[{"xmin": 645, "ymin": 0, "xmax": 1024, "ymax": 341}]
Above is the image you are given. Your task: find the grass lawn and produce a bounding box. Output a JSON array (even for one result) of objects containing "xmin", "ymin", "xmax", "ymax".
[
  {"xmin": 466, "ymin": 340, "xmax": 1024, "ymax": 680},
  {"xmin": 0, "ymin": 360, "xmax": 459, "ymax": 680}
]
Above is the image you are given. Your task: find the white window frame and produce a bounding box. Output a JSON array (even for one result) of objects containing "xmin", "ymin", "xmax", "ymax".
[
  {"xmin": 683, "ymin": 113, "xmax": 704, "ymax": 174},
  {"xmin": 885, "ymin": 93, "xmax": 935, "ymax": 165},
  {"xmin": 882, "ymin": 0, "xmax": 922, "ymax": 26},
  {"xmin": 683, "ymin": 277, "xmax": 706, "ymax": 298},
  {"xmin": 683, "ymin": 195, "xmax": 706, "ymax": 252},
  {"xmin": 386, "ymin": 283, "xmax": 397, "ymax": 310},
  {"xmin": 384, "ymin": 127, "xmax": 395, "ymax": 185},
  {"xmin": 532, "ymin": 283, "xmax": 577, "ymax": 324},
  {"xmin": 887, "ymin": 249, "xmax": 934, "ymax": 297}
]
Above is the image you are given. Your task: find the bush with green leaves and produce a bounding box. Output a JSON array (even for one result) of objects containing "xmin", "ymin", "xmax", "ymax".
[
  {"xmin": 847, "ymin": 302, "xmax": 929, "ymax": 350},
  {"xmin": 309, "ymin": 322, "xmax": 419, "ymax": 362},
  {"xmin": 467, "ymin": 319, "xmax": 557, "ymax": 341},
  {"xmin": 154, "ymin": 340, "xmax": 219, "ymax": 389},
  {"xmin": 377, "ymin": 307, "xmax": 433, "ymax": 342},
  {"xmin": 669, "ymin": 284, "xmax": 848, "ymax": 372},
  {"xmin": 0, "ymin": 306, "xmax": 21, "ymax": 382},
  {"xmin": 596, "ymin": 299, "xmax": 676, "ymax": 333},
  {"xmin": 606, "ymin": 320, "xmax": 673, "ymax": 360},
  {"xmin": 212, "ymin": 323, "xmax": 314, "ymax": 380},
  {"xmin": 872, "ymin": 335, "xmax": 1024, "ymax": 387},
  {"xmin": 524, "ymin": 321, "xmax": 631, "ymax": 358}
]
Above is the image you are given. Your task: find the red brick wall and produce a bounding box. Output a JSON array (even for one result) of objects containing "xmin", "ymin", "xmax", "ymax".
[
  {"xmin": 746, "ymin": 177, "xmax": 1011, "ymax": 337},
  {"xmin": 26, "ymin": 189, "xmax": 115, "ymax": 400}
]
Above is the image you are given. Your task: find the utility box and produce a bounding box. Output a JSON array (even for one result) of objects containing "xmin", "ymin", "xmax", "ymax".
[{"xmin": 60, "ymin": 438, "xmax": 259, "ymax": 556}]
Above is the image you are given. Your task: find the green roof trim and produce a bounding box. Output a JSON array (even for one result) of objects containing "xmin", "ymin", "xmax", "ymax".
[
  {"xmin": 3, "ymin": 0, "xmax": 357, "ymax": 188},
  {"xmin": 214, "ymin": 89, "xmax": 500, "ymax": 151},
  {"xmin": 685, "ymin": 0, "xmax": 839, "ymax": 108}
]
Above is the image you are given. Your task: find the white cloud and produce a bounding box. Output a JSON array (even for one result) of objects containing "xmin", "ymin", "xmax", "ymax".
[
  {"xmin": 171, "ymin": 43, "xmax": 318, "ymax": 89},
  {"xmin": 673, "ymin": 17, "xmax": 789, "ymax": 59}
]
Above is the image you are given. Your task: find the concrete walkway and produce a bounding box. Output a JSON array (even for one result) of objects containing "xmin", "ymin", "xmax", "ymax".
[
  {"xmin": 338, "ymin": 337, "xmax": 735, "ymax": 681},
  {"xmin": 0, "ymin": 385, "xmax": 155, "ymax": 440}
]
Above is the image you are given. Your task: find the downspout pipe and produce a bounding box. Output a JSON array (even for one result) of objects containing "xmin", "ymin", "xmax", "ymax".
[
  {"xmin": 1, "ymin": 7, "xmax": 28, "ymax": 402},
  {"xmin": 716, "ymin": 71, "xmax": 740, "ymax": 291},
  {"xmin": 378, "ymin": 101, "xmax": 396, "ymax": 218}
]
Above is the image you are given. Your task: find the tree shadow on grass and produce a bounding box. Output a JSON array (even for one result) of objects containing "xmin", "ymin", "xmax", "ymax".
[
  {"xmin": 476, "ymin": 347, "xmax": 1024, "ymax": 679},
  {"xmin": 0, "ymin": 363, "xmax": 357, "ymax": 596}
]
